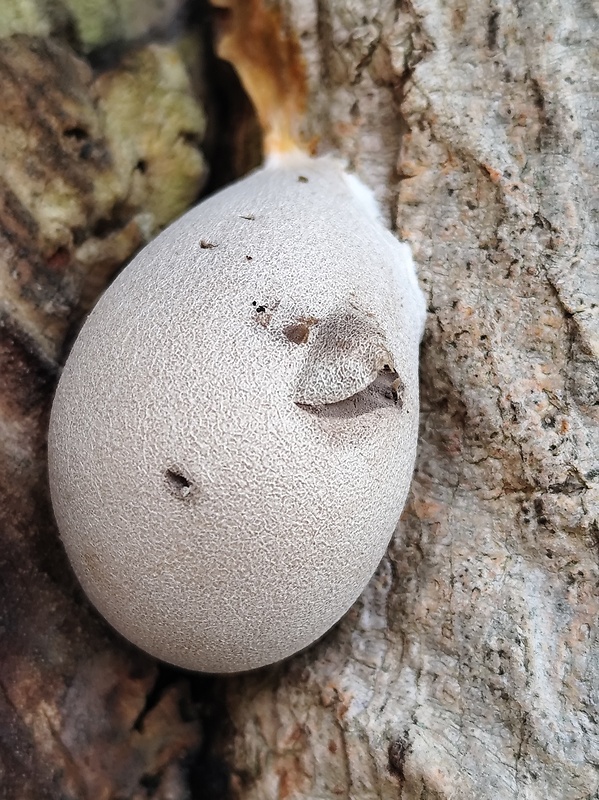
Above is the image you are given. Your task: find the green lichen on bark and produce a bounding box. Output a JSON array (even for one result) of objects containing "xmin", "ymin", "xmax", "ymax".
[
  {"xmin": 98, "ymin": 44, "xmax": 207, "ymax": 232},
  {"xmin": 0, "ymin": 0, "xmax": 185, "ymax": 51}
]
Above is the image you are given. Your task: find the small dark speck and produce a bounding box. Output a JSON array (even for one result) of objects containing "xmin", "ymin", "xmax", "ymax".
[
  {"xmin": 240, "ymin": 214, "xmax": 255, "ymax": 220},
  {"xmin": 200, "ymin": 239, "xmax": 217, "ymax": 249},
  {"xmin": 180, "ymin": 131, "xmax": 200, "ymax": 146},
  {"xmin": 298, "ymin": 175, "xmax": 309, "ymax": 183},
  {"xmin": 246, "ymin": 255, "xmax": 253, "ymax": 261},
  {"xmin": 388, "ymin": 737, "xmax": 410, "ymax": 782},
  {"xmin": 487, "ymin": 10, "xmax": 499, "ymax": 50},
  {"xmin": 80, "ymin": 142, "xmax": 93, "ymax": 160},
  {"xmin": 63, "ymin": 126, "xmax": 88, "ymax": 141},
  {"xmin": 255, "ymin": 305, "xmax": 266, "ymax": 313}
]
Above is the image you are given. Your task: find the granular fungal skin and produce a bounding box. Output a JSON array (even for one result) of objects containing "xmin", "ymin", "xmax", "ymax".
[{"xmin": 48, "ymin": 154, "xmax": 426, "ymax": 673}]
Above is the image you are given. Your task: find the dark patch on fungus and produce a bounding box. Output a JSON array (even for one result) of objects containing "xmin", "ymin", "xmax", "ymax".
[
  {"xmin": 298, "ymin": 175, "xmax": 308, "ymax": 183},
  {"xmin": 180, "ymin": 130, "xmax": 201, "ymax": 147},
  {"xmin": 200, "ymin": 239, "xmax": 217, "ymax": 249},
  {"xmin": 283, "ymin": 317, "xmax": 318, "ymax": 345},
  {"xmin": 239, "ymin": 214, "xmax": 255, "ymax": 220},
  {"xmin": 284, "ymin": 322, "xmax": 311, "ymax": 345}
]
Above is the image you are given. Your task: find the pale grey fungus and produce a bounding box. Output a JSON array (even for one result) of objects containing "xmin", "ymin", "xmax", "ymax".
[{"xmin": 48, "ymin": 152, "xmax": 427, "ymax": 673}]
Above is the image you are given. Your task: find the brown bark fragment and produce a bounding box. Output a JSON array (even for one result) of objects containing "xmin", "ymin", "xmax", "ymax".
[{"xmin": 213, "ymin": 0, "xmax": 309, "ymax": 153}]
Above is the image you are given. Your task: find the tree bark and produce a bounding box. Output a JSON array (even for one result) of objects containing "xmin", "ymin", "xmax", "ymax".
[
  {"xmin": 220, "ymin": 2, "xmax": 599, "ymax": 798},
  {"xmin": 0, "ymin": 24, "xmax": 208, "ymax": 800},
  {"xmin": 0, "ymin": 2, "xmax": 597, "ymax": 799}
]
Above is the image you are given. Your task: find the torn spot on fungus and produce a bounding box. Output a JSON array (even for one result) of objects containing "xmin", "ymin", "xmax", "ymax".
[
  {"xmin": 164, "ymin": 467, "xmax": 193, "ymax": 499},
  {"xmin": 297, "ymin": 366, "xmax": 405, "ymax": 420},
  {"xmin": 294, "ymin": 310, "xmax": 397, "ymax": 407},
  {"xmin": 390, "ymin": 374, "xmax": 405, "ymax": 409}
]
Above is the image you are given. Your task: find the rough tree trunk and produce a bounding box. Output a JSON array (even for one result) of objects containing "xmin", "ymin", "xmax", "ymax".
[
  {"xmin": 0, "ymin": 9, "xmax": 211, "ymax": 799},
  {"xmin": 219, "ymin": 1, "xmax": 599, "ymax": 798},
  {"xmin": 0, "ymin": 1, "xmax": 597, "ymax": 799}
]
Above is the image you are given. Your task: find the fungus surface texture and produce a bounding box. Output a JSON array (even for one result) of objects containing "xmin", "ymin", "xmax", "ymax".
[{"xmin": 48, "ymin": 154, "xmax": 426, "ymax": 673}]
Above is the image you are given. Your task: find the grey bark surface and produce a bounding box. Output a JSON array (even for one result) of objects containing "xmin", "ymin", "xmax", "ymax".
[{"xmin": 221, "ymin": 2, "xmax": 599, "ymax": 799}]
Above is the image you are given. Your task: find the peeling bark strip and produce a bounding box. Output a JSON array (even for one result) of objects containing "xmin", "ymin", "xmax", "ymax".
[
  {"xmin": 220, "ymin": 1, "xmax": 599, "ymax": 799},
  {"xmin": 212, "ymin": 0, "xmax": 309, "ymax": 153}
]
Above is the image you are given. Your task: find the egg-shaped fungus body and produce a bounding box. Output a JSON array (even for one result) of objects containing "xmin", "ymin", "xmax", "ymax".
[{"xmin": 48, "ymin": 154, "xmax": 426, "ymax": 673}]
